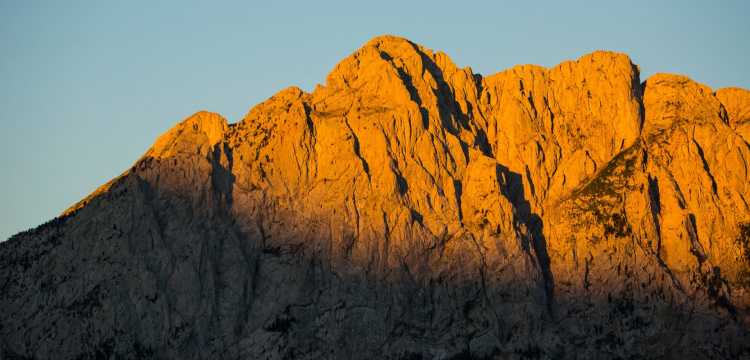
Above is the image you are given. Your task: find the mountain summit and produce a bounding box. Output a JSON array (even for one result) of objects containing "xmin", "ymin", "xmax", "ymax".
[{"xmin": 2, "ymin": 35, "xmax": 750, "ymax": 359}]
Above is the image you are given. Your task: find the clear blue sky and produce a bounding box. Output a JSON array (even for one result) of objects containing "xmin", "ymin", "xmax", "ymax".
[{"xmin": 1, "ymin": 1, "xmax": 748, "ymax": 240}]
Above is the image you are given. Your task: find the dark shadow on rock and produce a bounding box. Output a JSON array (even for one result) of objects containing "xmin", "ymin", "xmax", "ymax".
[
  {"xmin": 411, "ymin": 44, "xmax": 473, "ymax": 135},
  {"xmin": 378, "ymin": 51, "xmax": 431, "ymax": 130},
  {"xmin": 647, "ymin": 175, "xmax": 662, "ymax": 242},
  {"xmin": 211, "ymin": 142, "xmax": 236, "ymax": 209},
  {"xmin": 494, "ymin": 163, "xmax": 555, "ymax": 314}
]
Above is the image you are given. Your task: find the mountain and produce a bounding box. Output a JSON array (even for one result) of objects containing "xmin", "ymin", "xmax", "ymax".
[{"xmin": 2, "ymin": 35, "xmax": 749, "ymax": 359}]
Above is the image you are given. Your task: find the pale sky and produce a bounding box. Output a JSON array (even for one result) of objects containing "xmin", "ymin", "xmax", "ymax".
[{"xmin": 1, "ymin": 0, "xmax": 748, "ymax": 240}]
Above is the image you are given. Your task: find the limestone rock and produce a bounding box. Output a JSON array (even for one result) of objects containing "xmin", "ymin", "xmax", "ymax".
[
  {"xmin": 1, "ymin": 35, "xmax": 749, "ymax": 359},
  {"xmin": 717, "ymin": 87, "xmax": 750, "ymax": 142}
]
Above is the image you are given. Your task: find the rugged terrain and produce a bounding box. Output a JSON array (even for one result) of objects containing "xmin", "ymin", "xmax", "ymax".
[{"xmin": 2, "ymin": 35, "xmax": 750, "ymax": 359}]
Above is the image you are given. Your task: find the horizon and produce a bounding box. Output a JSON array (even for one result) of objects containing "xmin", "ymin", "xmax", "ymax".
[{"xmin": 2, "ymin": 1, "xmax": 749, "ymax": 240}]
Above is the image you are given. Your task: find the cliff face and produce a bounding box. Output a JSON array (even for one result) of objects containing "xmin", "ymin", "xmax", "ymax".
[{"xmin": 1, "ymin": 35, "xmax": 749, "ymax": 359}]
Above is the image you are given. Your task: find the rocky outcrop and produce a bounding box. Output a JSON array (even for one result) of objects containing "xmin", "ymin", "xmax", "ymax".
[
  {"xmin": 1, "ymin": 35, "xmax": 749, "ymax": 359},
  {"xmin": 717, "ymin": 87, "xmax": 750, "ymax": 143}
]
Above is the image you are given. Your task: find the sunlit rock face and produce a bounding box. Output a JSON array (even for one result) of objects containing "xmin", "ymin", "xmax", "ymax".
[{"xmin": 1, "ymin": 35, "xmax": 749, "ymax": 359}]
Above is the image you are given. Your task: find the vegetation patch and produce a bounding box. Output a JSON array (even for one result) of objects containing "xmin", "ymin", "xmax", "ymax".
[
  {"xmin": 737, "ymin": 223, "xmax": 750, "ymax": 264},
  {"xmin": 603, "ymin": 212, "xmax": 630, "ymax": 238},
  {"xmin": 736, "ymin": 222, "xmax": 750, "ymax": 286},
  {"xmin": 575, "ymin": 143, "xmax": 639, "ymax": 199},
  {"xmin": 265, "ymin": 312, "xmax": 295, "ymax": 333},
  {"xmin": 705, "ymin": 268, "xmax": 736, "ymax": 315},
  {"xmin": 570, "ymin": 143, "xmax": 640, "ymax": 241}
]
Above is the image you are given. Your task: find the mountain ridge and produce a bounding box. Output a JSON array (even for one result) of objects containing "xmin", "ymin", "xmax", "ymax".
[
  {"xmin": 47, "ymin": 37, "xmax": 748, "ymax": 223},
  {"xmin": 2, "ymin": 35, "xmax": 750, "ymax": 359}
]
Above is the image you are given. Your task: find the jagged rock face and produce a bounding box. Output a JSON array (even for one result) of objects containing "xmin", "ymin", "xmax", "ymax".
[
  {"xmin": 716, "ymin": 87, "xmax": 750, "ymax": 143},
  {"xmin": 1, "ymin": 35, "xmax": 749, "ymax": 359},
  {"xmin": 479, "ymin": 52, "xmax": 643, "ymax": 210}
]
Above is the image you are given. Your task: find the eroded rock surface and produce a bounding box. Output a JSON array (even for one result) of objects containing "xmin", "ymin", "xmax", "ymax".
[{"xmin": 2, "ymin": 35, "xmax": 749, "ymax": 359}]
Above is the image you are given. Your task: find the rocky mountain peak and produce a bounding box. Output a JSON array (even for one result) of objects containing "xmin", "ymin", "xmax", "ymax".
[
  {"xmin": 2, "ymin": 36, "xmax": 749, "ymax": 359},
  {"xmin": 148, "ymin": 111, "xmax": 228, "ymax": 159}
]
